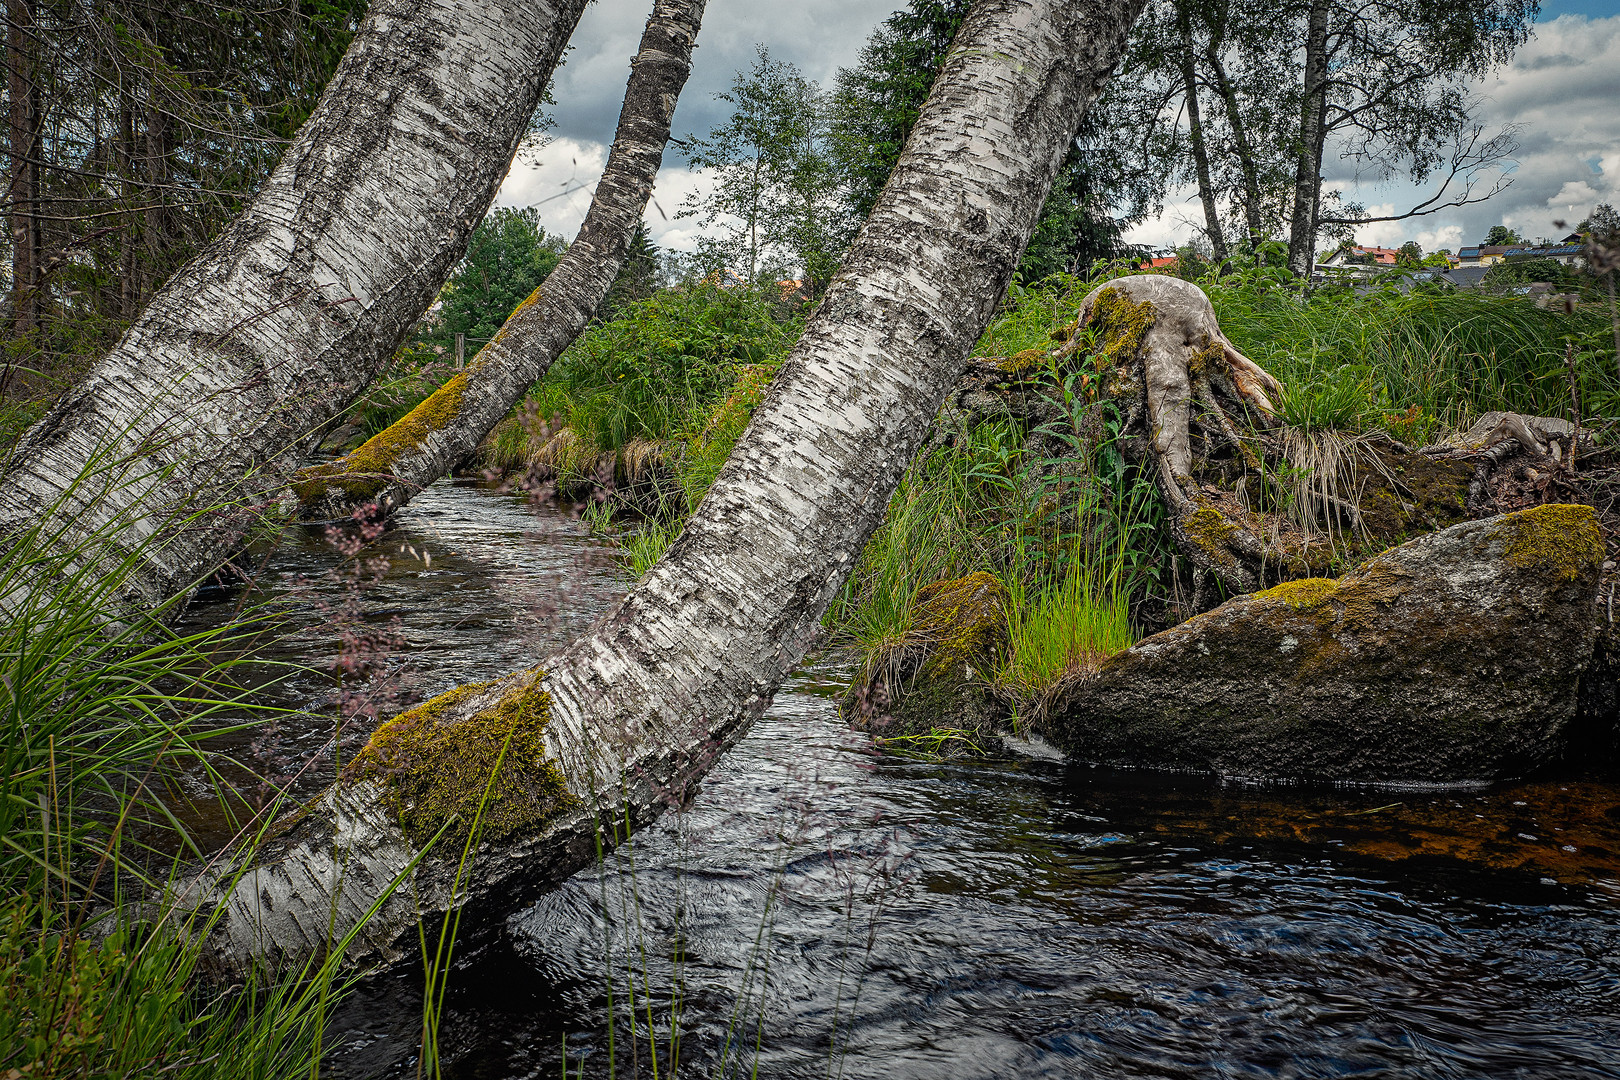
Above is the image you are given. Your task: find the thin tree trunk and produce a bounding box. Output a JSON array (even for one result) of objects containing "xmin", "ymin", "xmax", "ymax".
[
  {"xmin": 1177, "ymin": 10, "xmax": 1227, "ymax": 261},
  {"xmin": 1286, "ymin": 0, "xmax": 1330, "ymax": 276},
  {"xmin": 118, "ymin": 88, "xmax": 136, "ymax": 318},
  {"xmin": 7, "ymin": 0, "xmax": 37, "ymax": 334},
  {"xmin": 184, "ymin": 0, "xmax": 1148, "ymax": 980},
  {"xmin": 142, "ymin": 99, "xmax": 165, "ymax": 290},
  {"xmin": 0, "ymin": 0, "xmax": 593, "ymax": 613},
  {"xmin": 296, "ymin": 0, "xmax": 708, "ymax": 524},
  {"xmin": 1199, "ymin": 10, "xmax": 1264, "ymax": 246}
]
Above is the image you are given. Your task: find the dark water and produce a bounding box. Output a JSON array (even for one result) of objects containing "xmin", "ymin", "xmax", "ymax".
[{"xmin": 193, "ymin": 480, "xmax": 1620, "ymax": 1079}]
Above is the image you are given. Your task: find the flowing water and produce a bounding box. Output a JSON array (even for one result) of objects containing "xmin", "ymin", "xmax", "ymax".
[{"xmin": 188, "ymin": 479, "xmax": 1620, "ymax": 1079}]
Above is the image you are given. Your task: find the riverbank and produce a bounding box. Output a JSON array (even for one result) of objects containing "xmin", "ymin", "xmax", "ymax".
[{"xmin": 450, "ymin": 261, "xmax": 1620, "ymax": 762}]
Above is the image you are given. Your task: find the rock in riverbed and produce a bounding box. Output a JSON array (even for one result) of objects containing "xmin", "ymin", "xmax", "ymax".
[{"xmin": 1046, "ymin": 503, "xmax": 1604, "ymax": 785}]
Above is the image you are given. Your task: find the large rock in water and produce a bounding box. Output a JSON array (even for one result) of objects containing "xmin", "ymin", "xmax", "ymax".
[{"xmin": 1047, "ymin": 504, "xmax": 1604, "ymax": 785}]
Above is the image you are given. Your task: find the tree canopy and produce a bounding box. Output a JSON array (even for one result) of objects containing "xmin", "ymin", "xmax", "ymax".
[
  {"xmin": 678, "ymin": 46, "xmax": 850, "ymax": 290},
  {"xmin": 416, "ymin": 207, "xmax": 567, "ymax": 356},
  {"xmin": 2, "ymin": 0, "xmax": 366, "ymax": 399}
]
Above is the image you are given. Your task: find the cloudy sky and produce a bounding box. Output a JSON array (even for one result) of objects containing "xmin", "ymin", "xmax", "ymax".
[{"xmin": 494, "ymin": 0, "xmax": 1620, "ymax": 258}]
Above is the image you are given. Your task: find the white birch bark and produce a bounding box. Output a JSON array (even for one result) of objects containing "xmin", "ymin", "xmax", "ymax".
[
  {"xmin": 0, "ymin": 0, "xmax": 592, "ymax": 610},
  {"xmin": 185, "ymin": 0, "xmax": 1147, "ymax": 978},
  {"xmin": 296, "ymin": 0, "xmax": 708, "ymax": 523}
]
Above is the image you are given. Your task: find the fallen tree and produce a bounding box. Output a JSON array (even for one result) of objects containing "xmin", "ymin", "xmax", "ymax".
[
  {"xmin": 295, "ymin": 0, "xmax": 709, "ymax": 523},
  {"xmin": 0, "ymin": 0, "xmax": 594, "ymax": 612},
  {"xmin": 175, "ymin": 0, "xmax": 1150, "ymax": 978}
]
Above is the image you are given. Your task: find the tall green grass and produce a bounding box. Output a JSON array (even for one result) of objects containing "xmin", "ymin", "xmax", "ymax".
[
  {"xmin": 994, "ymin": 492, "xmax": 1144, "ymax": 718},
  {"xmin": 826, "ymin": 419, "xmax": 1023, "ymax": 662},
  {"xmin": 1208, "ymin": 278, "xmax": 1619, "ymax": 441},
  {"xmin": 0, "ymin": 472, "xmax": 395, "ymax": 1078}
]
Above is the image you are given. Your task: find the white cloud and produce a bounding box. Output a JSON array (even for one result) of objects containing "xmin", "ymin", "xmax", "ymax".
[
  {"xmin": 494, "ymin": 137, "xmax": 607, "ymax": 239},
  {"xmin": 1122, "ymin": 192, "xmax": 1212, "ymax": 250},
  {"xmin": 495, "ymin": 142, "xmax": 723, "ymax": 254},
  {"xmin": 1548, "ymin": 179, "xmax": 1605, "ymax": 211}
]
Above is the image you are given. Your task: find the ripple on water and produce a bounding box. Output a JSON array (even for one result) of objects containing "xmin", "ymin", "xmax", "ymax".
[{"xmin": 182, "ymin": 481, "xmax": 1620, "ymax": 1079}]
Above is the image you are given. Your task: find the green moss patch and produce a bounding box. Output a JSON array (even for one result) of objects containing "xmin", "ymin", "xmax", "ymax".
[
  {"xmin": 1256, "ymin": 577, "xmax": 1336, "ymax": 610},
  {"xmin": 294, "ymin": 372, "xmax": 470, "ymax": 507},
  {"xmin": 913, "ymin": 570, "xmax": 1009, "ymax": 681},
  {"xmin": 995, "ymin": 348, "xmax": 1048, "ymax": 376},
  {"xmin": 1500, "ymin": 503, "xmax": 1603, "ymax": 582},
  {"xmin": 1086, "ymin": 287, "xmax": 1155, "ymax": 368},
  {"xmin": 346, "ymin": 671, "xmax": 574, "ymax": 846}
]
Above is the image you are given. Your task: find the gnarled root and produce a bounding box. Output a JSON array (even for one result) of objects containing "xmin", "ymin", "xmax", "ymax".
[
  {"xmin": 965, "ymin": 276, "xmax": 1478, "ymax": 603},
  {"xmin": 1423, "ymin": 411, "xmax": 1592, "ymax": 513}
]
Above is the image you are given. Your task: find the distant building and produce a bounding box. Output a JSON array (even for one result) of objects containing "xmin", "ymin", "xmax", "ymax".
[
  {"xmin": 1139, "ymin": 256, "xmax": 1179, "ymax": 271},
  {"xmin": 775, "ymin": 278, "xmax": 811, "ymax": 304},
  {"xmin": 1320, "ymin": 245, "xmax": 1402, "ymax": 267},
  {"xmin": 1454, "ymin": 241, "xmax": 1583, "ymax": 266}
]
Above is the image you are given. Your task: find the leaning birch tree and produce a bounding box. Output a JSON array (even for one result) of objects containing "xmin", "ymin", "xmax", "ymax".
[
  {"xmin": 183, "ymin": 0, "xmax": 1148, "ymax": 978},
  {"xmin": 0, "ymin": 0, "xmax": 594, "ymax": 611},
  {"xmin": 295, "ymin": 0, "xmax": 708, "ymax": 524}
]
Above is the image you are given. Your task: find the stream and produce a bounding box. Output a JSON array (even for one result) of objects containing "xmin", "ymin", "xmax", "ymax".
[{"xmin": 184, "ymin": 479, "xmax": 1620, "ymax": 1079}]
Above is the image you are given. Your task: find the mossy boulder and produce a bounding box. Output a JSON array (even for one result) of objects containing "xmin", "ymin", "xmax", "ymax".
[
  {"xmin": 842, "ymin": 571, "xmax": 1009, "ymax": 753},
  {"xmin": 1046, "ymin": 504, "xmax": 1605, "ymax": 784}
]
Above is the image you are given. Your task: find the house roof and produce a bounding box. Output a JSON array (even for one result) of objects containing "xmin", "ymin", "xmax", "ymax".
[
  {"xmin": 1461, "ymin": 244, "xmax": 1582, "ymax": 259},
  {"xmin": 1327, "ymin": 245, "xmax": 1401, "ymax": 265}
]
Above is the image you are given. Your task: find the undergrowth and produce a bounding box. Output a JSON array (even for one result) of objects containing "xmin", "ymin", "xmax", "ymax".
[{"xmin": 484, "ymin": 249, "xmax": 1619, "ymax": 731}]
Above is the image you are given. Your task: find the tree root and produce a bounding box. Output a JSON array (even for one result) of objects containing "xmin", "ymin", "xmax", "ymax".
[{"xmin": 964, "ymin": 276, "xmax": 1583, "ymax": 605}]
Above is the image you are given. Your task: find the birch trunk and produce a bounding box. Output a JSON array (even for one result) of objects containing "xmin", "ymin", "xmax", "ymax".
[
  {"xmin": 184, "ymin": 0, "xmax": 1147, "ymax": 979},
  {"xmin": 0, "ymin": 0, "xmax": 591, "ymax": 611},
  {"xmin": 296, "ymin": 0, "xmax": 707, "ymax": 523},
  {"xmin": 1286, "ymin": 0, "xmax": 1330, "ymax": 276},
  {"xmin": 1177, "ymin": 13, "xmax": 1227, "ymax": 262}
]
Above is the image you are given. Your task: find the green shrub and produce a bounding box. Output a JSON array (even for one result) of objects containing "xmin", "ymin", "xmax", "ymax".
[{"xmin": 530, "ymin": 282, "xmax": 803, "ymax": 454}]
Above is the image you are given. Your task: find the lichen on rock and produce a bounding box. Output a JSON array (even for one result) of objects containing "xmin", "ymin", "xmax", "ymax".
[{"xmin": 346, "ymin": 669, "xmax": 574, "ymax": 846}]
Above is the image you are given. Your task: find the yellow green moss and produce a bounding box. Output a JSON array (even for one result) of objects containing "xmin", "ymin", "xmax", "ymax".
[
  {"xmin": 294, "ymin": 372, "xmax": 470, "ymax": 506},
  {"xmin": 995, "ymin": 348, "xmax": 1048, "ymax": 375},
  {"xmin": 1050, "ymin": 321, "xmax": 1078, "ymax": 343},
  {"xmin": 1256, "ymin": 577, "xmax": 1336, "ymax": 610},
  {"xmin": 346, "ymin": 670, "xmax": 574, "ymax": 846},
  {"xmin": 913, "ymin": 571, "xmax": 1008, "ymax": 679},
  {"xmin": 1180, "ymin": 501, "xmax": 1238, "ymax": 568},
  {"xmin": 1500, "ymin": 503, "xmax": 1603, "ymax": 582},
  {"xmin": 492, "ymin": 284, "xmax": 545, "ymax": 347},
  {"xmin": 1086, "ymin": 287, "xmax": 1156, "ymax": 368}
]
